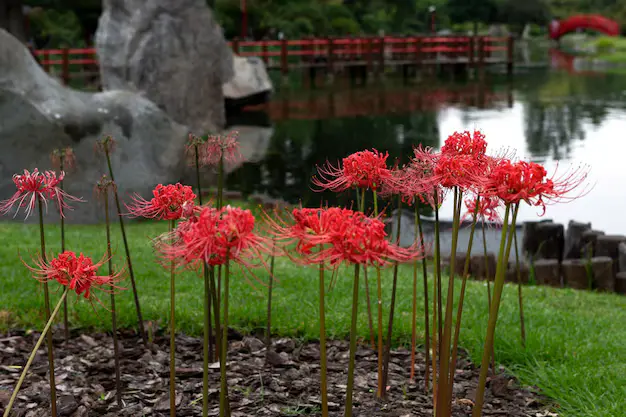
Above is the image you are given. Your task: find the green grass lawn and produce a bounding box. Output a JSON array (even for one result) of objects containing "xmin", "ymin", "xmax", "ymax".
[{"xmin": 1, "ymin": 218, "xmax": 625, "ymax": 417}]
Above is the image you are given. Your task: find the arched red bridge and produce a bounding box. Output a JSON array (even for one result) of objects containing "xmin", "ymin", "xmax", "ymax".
[{"xmin": 549, "ymin": 14, "xmax": 620, "ymax": 40}]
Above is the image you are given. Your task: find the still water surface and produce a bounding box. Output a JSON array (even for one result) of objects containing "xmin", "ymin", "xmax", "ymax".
[{"xmin": 228, "ymin": 57, "xmax": 626, "ymax": 235}]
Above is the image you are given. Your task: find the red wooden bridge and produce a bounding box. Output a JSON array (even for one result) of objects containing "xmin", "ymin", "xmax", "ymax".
[
  {"xmin": 549, "ymin": 15, "xmax": 620, "ymax": 40},
  {"xmin": 32, "ymin": 35, "xmax": 514, "ymax": 87}
]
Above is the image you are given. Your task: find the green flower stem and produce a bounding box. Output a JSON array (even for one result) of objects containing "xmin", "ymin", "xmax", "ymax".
[
  {"xmin": 372, "ymin": 190, "xmax": 385, "ymax": 399},
  {"xmin": 415, "ymin": 202, "xmax": 430, "ymax": 392},
  {"xmin": 357, "ymin": 188, "xmax": 375, "ymax": 350},
  {"xmin": 344, "ymin": 264, "xmax": 360, "ymax": 417},
  {"xmin": 209, "ymin": 266, "xmax": 229, "ymax": 409},
  {"xmin": 38, "ymin": 197, "xmax": 57, "ymax": 417},
  {"xmin": 319, "ymin": 260, "xmax": 329, "ymax": 417},
  {"xmin": 59, "ymin": 157, "xmax": 69, "ymax": 343},
  {"xmin": 512, "ymin": 206, "xmax": 526, "ymax": 347},
  {"xmin": 472, "ymin": 204, "xmax": 519, "ymax": 417},
  {"xmin": 481, "ymin": 221, "xmax": 496, "ymax": 374},
  {"xmin": 219, "ymin": 261, "xmax": 231, "ymax": 417},
  {"xmin": 3, "ymin": 288, "xmax": 68, "ymax": 417},
  {"xmin": 436, "ymin": 187, "xmax": 463, "ymax": 416},
  {"xmin": 195, "ymin": 144, "xmax": 203, "ymax": 206},
  {"xmin": 203, "ymin": 264, "xmax": 211, "ymax": 417},
  {"xmin": 104, "ymin": 150, "xmax": 148, "ymax": 347},
  {"xmin": 266, "ymin": 245, "xmax": 276, "ymax": 348},
  {"xmin": 410, "ymin": 203, "xmax": 420, "ymax": 383},
  {"xmin": 448, "ymin": 195, "xmax": 480, "ymax": 403},
  {"xmin": 104, "ymin": 188, "xmax": 122, "ymax": 409},
  {"xmin": 217, "ymin": 155, "xmax": 224, "ymax": 209},
  {"xmin": 433, "ymin": 190, "xmax": 442, "ymax": 355},
  {"xmin": 381, "ymin": 194, "xmax": 403, "ymax": 397},
  {"xmin": 169, "ymin": 219, "xmax": 176, "ymax": 417}
]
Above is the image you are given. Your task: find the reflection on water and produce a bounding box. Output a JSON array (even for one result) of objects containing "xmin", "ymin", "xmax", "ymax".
[{"xmin": 227, "ymin": 62, "xmax": 626, "ymax": 235}]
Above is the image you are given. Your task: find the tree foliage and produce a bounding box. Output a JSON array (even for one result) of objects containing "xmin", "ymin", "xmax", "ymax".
[{"xmin": 1, "ymin": 0, "xmax": 622, "ymax": 48}]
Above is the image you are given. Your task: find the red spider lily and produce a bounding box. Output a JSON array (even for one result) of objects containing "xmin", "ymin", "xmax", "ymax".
[
  {"xmin": 126, "ymin": 183, "xmax": 197, "ymax": 221},
  {"xmin": 264, "ymin": 207, "xmax": 346, "ymax": 261},
  {"xmin": 95, "ymin": 136, "xmax": 117, "ymax": 154},
  {"xmin": 157, "ymin": 206, "xmax": 273, "ymax": 269},
  {"xmin": 0, "ymin": 169, "xmax": 84, "ymax": 219},
  {"xmin": 23, "ymin": 251, "xmax": 124, "ymax": 303},
  {"xmin": 312, "ymin": 149, "xmax": 392, "ymax": 192},
  {"xmin": 484, "ymin": 159, "xmax": 589, "ymax": 214},
  {"xmin": 293, "ymin": 208, "xmax": 424, "ymax": 267},
  {"xmin": 50, "ymin": 147, "xmax": 76, "ymax": 171},
  {"xmin": 440, "ymin": 130, "xmax": 487, "ymax": 158},
  {"xmin": 462, "ymin": 195, "xmax": 503, "ymax": 223},
  {"xmin": 199, "ymin": 131, "xmax": 242, "ymax": 166},
  {"xmin": 432, "ymin": 152, "xmax": 487, "ymax": 191}
]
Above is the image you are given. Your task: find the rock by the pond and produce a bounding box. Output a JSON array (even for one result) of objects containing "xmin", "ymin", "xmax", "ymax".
[
  {"xmin": 616, "ymin": 272, "xmax": 626, "ymax": 295},
  {"xmin": 618, "ymin": 242, "xmax": 626, "ymax": 273},
  {"xmin": 595, "ymin": 235, "xmax": 626, "ymax": 278},
  {"xmin": 590, "ymin": 256, "xmax": 614, "ymax": 292},
  {"xmin": 580, "ymin": 229, "xmax": 605, "ymax": 257},
  {"xmin": 533, "ymin": 259, "xmax": 561, "ymax": 287},
  {"xmin": 533, "ymin": 222, "xmax": 565, "ymax": 262},
  {"xmin": 0, "ymin": 28, "xmax": 189, "ymax": 224},
  {"xmin": 521, "ymin": 219, "xmax": 553, "ymax": 258},
  {"xmin": 224, "ymin": 56, "xmax": 273, "ymax": 110},
  {"xmin": 388, "ymin": 209, "xmax": 522, "ymax": 256},
  {"xmin": 95, "ymin": 0, "xmax": 234, "ymax": 134},
  {"xmin": 561, "ymin": 259, "xmax": 590, "ymax": 290},
  {"xmin": 564, "ymin": 220, "xmax": 591, "ymax": 259}
]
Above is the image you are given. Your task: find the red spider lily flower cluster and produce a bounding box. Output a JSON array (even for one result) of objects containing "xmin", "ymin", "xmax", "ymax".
[
  {"xmin": 483, "ymin": 159, "xmax": 588, "ymax": 214},
  {"xmin": 269, "ymin": 207, "xmax": 423, "ymax": 267},
  {"xmin": 126, "ymin": 183, "xmax": 197, "ymax": 221},
  {"xmin": 158, "ymin": 205, "xmax": 273, "ymax": 269},
  {"xmin": 432, "ymin": 131, "xmax": 490, "ymax": 191},
  {"xmin": 381, "ymin": 146, "xmax": 444, "ymax": 209},
  {"xmin": 203, "ymin": 132, "xmax": 243, "ymax": 166},
  {"xmin": 0, "ymin": 169, "xmax": 84, "ymax": 219},
  {"xmin": 50, "ymin": 147, "xmax": 76, "ymax": 171},
  {"xmin": 462, "ymin": 195, "xmax": 502, "ymax": 223},
  {"xmin": 24, "ymin": 251, "xmax": 124, "ymax": 302},
  {"xmin": 313, "ymin": 149, "xmax": 392, "ymax": 192}
]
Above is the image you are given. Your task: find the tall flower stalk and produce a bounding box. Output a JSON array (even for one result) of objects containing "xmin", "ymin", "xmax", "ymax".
[
  {"xmin": 313, "ymin": 149, "xmax": 393, "ymax": 399},
  {"xmin": 157, "ymin": 205, "xmax": 272, "ymax": 417},
  {"xmin": 5, "ymin": 250, "xmax": 124, "ymax": 417},
  {"xmin": 97, "ymin": 136, "xmax": 148, "ymax": 347},
  {"xmin": 126, "ymin": 182, "xmax": 197, "ymax": 417},
  {"xmin": 356, "ymin": 188, "xmax": 376, "ymax": 350},
  {"xmin": 97, "ymin": 176, "xmax": 123, "ymax": 408},
  {"xmin": 472, "ymin": 159, "xmax": 588, "ymax": 416},
  {"xmin": 0, "ymin": 168, "xmax": 83, "ymax": 417},
  {"xmin": 512, "ymin": 216, "xmax": 526, "ymax": 347},
  {"xmin": 51, "ymin": 147, "xmax": 76, "ymax": 342},
  {"xmin": 265, "ymin": 238, "xmax": 276, "ymax": 349},
  {"xmin": 186, "ymin": 134, "xmax": 215, "ymax": 381}
]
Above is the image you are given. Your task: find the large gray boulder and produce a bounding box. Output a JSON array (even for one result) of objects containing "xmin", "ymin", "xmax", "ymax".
[
  {"xmin": 0, "ymin": 28, "xmax": 189, "ymax": 224},
  {"xmin": 95, "ymin": 0, "xmax": 234, "ymax": 134}
]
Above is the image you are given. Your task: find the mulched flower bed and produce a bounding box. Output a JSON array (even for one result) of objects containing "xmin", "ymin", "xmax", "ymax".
[{"xmin": 0, "ymin": 328, "xmax": 552, "ymax": 416}]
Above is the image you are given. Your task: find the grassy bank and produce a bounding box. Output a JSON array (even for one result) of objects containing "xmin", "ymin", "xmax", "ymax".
[
  {"xmin": 584, "ymin": 36, "xmax": 626, "ymax": 64},
  {"xmin": 1, "ymin": 219, "xmax": 625, "ymax": 417}
]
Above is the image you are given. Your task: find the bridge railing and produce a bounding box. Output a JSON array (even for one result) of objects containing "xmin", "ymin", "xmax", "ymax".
[{"xmin": 31, "ymin": 35, "xmax": 514, "ymax": 86}]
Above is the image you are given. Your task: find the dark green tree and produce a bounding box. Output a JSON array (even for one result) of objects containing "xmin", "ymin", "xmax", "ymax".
[{"xmin": 446, "ymin": 0, "xmax": 498, "ymax": 34}]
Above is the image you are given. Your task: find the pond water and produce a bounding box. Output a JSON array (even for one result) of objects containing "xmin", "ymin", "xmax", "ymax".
[{"xmin": 227, "ymin": 50, "xmax": 626, "ymax": 235}]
